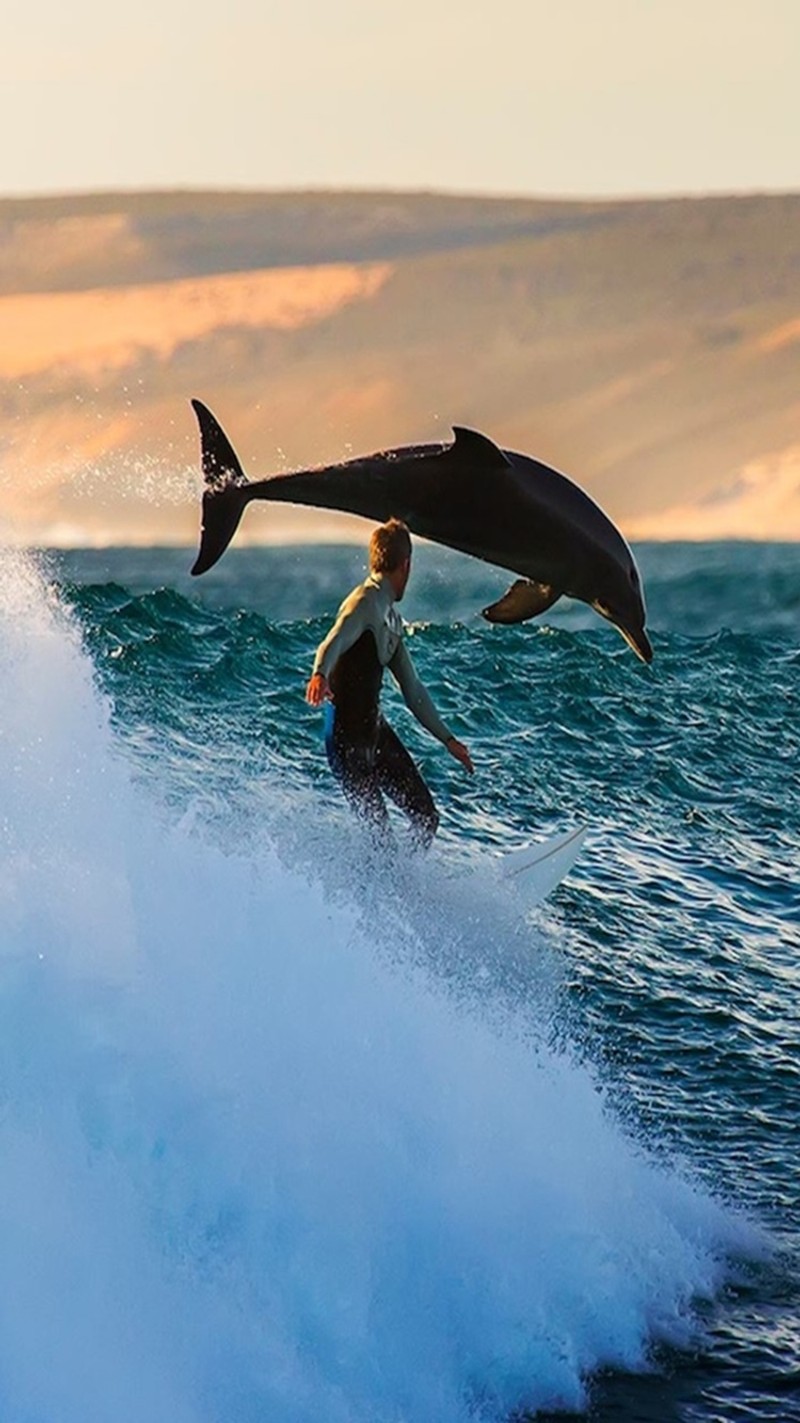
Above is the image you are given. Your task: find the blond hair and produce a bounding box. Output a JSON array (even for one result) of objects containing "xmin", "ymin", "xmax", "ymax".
[{"xmin": 369, "ymin": 518, "xmax": 412, "ymax": 574}]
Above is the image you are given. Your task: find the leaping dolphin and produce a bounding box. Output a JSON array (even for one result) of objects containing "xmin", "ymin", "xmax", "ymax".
[{"xmin": 189, "ymin": 399, "xmax": 653, "ymax": 663}]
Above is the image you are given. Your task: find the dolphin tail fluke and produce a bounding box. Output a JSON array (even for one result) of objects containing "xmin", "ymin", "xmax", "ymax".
[{"xmin": 190, "ymin": 399, "xmax": 251, "ymax": 576}]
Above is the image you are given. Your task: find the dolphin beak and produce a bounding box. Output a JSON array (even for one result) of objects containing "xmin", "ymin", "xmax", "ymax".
[
  {"xmin": 619, "ymin": 624, "xmax": 653, "ymax": 664},
  {"xmin": 592, "ymin": 598, "xmax": 654, "ymax": 663}
]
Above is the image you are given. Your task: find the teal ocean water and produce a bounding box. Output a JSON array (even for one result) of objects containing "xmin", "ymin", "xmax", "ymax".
[{"xmin": 0, "ymin": 539, "xmax": 797, "ymax": 1421}]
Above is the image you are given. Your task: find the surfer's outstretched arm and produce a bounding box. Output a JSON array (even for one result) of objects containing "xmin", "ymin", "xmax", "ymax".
[
  {"xmin": 389, "ymin": 644, "xmax": 474, "ymax": 773},
  {"xmin": 444, "ymin": 736, "xmax": 474, "ymax": 773}
]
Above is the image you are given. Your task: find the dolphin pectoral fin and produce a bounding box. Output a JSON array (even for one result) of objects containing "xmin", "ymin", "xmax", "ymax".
[
  {"xmin": 451, "ymin": 426, "xmax": 513, "ymax": 469},
  {"xmin": 482, "ymin": 580, "xmax": 561, "ymax": 624},
  {"xmin": 190, "ymin": 399, "xmax": 251, "ymax": 575}
]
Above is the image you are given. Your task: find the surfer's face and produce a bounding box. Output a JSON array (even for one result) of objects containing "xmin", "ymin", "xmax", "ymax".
[{"xmin": 392, "ymin": 555, "xmax": 411, "ymax": 602}]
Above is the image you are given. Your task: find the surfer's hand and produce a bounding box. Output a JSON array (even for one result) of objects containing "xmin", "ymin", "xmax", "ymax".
[
  {"xmin": 305, "ymin": 673, "xmax": 332, "ymax": 706},
  {"xmin": 446, "ymin": 737, "xmax": 474, "ymax": 774}
]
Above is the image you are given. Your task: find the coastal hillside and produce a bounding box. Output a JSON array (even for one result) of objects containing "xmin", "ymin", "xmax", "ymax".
[{"xmin": 0, "ymin": 188, "xmax": 798, "ymax": 545}]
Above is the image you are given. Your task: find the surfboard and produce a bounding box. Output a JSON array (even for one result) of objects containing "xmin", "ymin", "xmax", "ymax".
[{"xmin": 495, "ymin": 824, "xmax": 588, "ymax": 910}]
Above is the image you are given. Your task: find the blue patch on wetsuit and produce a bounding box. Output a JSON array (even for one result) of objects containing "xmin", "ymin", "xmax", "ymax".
[{"xmin": 323, "ymin": 701, "xmax": 341, "ymax": 776}]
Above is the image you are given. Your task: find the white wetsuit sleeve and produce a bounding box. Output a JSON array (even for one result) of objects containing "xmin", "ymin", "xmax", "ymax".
[
  {"xmin": 312, "ymin": 587, "xmax": 373, "ymax": 680},
  {"xmin": 389, "ymin": 640, "xmax": 453, "ymax": 745}
]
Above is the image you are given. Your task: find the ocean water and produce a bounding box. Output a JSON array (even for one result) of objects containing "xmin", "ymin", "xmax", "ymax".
[{"xmin": 0, "ymin": 538, "xmax": 797, "ymax": 1422}]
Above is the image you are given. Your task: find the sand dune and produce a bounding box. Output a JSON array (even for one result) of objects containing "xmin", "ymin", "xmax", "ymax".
[
  {"xmin": 1, "ymin": 188, "xmax": 798, "ymax": 545},
  {"xmin": 627, "ymin": 445, "xmax": 800, "ymax": 541},
  {"xmin": 754, "ymin": 317, "xmax": 800, "ymax": 355},
  {"xmin": 0, "ymin": 262, "xmax": 392, "ymax": 380}
]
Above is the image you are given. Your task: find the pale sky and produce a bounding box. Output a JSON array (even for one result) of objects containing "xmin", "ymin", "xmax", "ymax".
[{"xmin": 2, "ymin": 0, "xmax": 798, "ymax": 199}]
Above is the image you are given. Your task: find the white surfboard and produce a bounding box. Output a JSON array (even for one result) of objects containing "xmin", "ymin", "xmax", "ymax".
[{"xmin": 496, "ymin": 824, "xmax": 589, "ymax": 909}]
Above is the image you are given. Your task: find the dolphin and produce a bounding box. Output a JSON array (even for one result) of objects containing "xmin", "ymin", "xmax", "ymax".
[{"xmin": 189, "ymin": 399, "xmax": 653, "ymax": 662}]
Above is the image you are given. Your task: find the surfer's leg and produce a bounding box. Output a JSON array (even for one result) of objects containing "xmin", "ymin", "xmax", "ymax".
[
  {"xmin": 375, "ymin": 721, "xmax": 439, "ymax": 848},
  {"xmin": 327, "ymin": 715, "xmax": 391, "ymax": 840}
]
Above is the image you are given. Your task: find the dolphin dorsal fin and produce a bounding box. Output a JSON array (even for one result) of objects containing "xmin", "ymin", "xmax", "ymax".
[{"xmin": 451, "ymin": 426, "xmax": 512, "ymax": 469}]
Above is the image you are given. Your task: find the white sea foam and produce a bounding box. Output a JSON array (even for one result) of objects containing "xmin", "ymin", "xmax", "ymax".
[{"xmin": 0, "ymin": 549, "xmax": 761, "ymax": 1422}]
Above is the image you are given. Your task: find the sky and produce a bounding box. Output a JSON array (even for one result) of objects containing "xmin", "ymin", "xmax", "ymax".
[{"xmin": 2, "ymin": 0, "xmax": 799, "ymax": 199}]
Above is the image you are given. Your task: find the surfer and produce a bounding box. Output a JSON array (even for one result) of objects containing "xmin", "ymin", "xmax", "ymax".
[{"xmin": 305, "ymin": 518, "xmax": 474, "ymax": 847}]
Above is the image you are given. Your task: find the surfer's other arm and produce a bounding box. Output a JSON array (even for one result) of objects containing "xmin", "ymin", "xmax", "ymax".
[{"xmin": 306, "ymin": 672, "xmax": 331, "ymax": 706}]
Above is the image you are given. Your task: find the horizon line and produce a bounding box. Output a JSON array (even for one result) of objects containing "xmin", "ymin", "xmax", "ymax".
[
  {"xmin": 1, "ymin": 181, "xmax": 799, "ymax": 208},
  {"xmin": 9, "ymin": 533, "xmax": 800, "ymax": 554}
]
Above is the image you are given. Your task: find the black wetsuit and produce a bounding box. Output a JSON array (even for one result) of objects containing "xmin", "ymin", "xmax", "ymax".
[{"xmin": 313, "ymin": 573, "xmax": 454, "ymax": 847}]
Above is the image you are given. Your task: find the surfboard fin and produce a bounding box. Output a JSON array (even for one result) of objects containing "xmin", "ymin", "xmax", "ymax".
[
  {"xmin": 482, "ymin": 579, "xmax": 561, "ymax": 623},
  {"xmin": 190, "ymin": 399, "xmax": 251, "ymax": 576}
]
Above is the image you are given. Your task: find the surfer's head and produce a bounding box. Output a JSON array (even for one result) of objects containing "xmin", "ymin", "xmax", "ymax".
[{"xmin": 370, "ymin": 518, "xmax": 412, "ymax": 601}]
